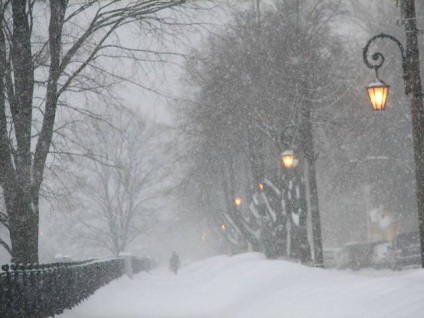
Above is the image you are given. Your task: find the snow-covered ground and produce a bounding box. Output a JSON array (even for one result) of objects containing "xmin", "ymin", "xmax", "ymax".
[{"xmin": 59, "ymin": 253, "xmax": 424, "ymax": 318}]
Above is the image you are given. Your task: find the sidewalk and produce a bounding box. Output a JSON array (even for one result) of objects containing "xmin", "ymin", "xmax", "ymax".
[{"xmin": 59, "ymin": 253, "xmax": 424, "ymax": 318}]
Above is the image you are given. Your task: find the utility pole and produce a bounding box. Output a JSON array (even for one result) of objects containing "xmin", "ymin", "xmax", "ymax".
[{"xmin": 400, "ymin": 0, "xmax": 424, "ymax": 267}]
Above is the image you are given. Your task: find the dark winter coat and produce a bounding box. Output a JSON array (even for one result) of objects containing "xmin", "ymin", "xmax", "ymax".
[{"xmin": 169, "ymin": 252, "xmax": 180, "ymax": 274}]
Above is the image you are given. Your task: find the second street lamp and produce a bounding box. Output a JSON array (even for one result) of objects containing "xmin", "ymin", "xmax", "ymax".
[
  {"xmin": 281, "ymin": 150, "xmax": 295, "ymax": 170},
  {"xmin": 280, "ymin": 137, "xmax": 323, "ymax": 267}
]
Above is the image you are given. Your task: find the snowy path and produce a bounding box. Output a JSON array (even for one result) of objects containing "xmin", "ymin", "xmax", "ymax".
[{"xmin": 59, "ymin": 253, "xmax": 424, "ymax": 318}]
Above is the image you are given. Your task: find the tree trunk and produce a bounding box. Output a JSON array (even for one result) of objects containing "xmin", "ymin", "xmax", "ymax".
[
  {"xmin": 4, "ymin": 185, "xmax": 39, "ymax": 264},
  {"xmin": 300, "ymin": 77, "xmax": 324, "ymax": 267},
  {"xmin": 222, "ymin": 163, "xmax": 261, "ymax": 251},
  {"xmin": 296, "ymin": 48, "xmax": 324, "ymax": 267}
]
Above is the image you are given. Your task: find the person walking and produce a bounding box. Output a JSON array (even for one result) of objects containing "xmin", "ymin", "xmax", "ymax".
[{"xmin": 169, "ymin": 251, "xmax": 180, "ymax": 274}]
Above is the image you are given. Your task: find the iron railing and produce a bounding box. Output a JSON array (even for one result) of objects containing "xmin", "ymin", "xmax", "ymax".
[{"xmin": 0, "ymin": 256, "xmax": 153, "ymax": 318}]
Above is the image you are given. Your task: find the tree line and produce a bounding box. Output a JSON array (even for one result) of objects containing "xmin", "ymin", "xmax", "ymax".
[{"xmin": 175, "ymin": 0, "xmax": 422, "ymax": 259}]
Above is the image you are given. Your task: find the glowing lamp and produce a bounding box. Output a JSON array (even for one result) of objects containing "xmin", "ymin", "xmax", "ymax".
[
  {"xmin": 366, "ymin": 79, "xmax": 389, "ymax": 111},
  {"xmin": 281, "ymin": 150, "xmax": 295, "ymax": 169},
  {"xmin": 234, "ymin": 196, "xmax": 242, "ymax": 207}
]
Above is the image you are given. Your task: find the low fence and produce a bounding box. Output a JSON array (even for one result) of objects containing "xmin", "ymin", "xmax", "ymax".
[{"xmin": 0, "ymin": 256, "xmax": 153, "ymax": 318}]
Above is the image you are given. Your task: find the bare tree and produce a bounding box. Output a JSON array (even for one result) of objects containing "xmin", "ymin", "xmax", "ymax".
[
  {"xmin": 0, "ymin": 0, "xmax": 208, "ymax": 264},
  {"xmin": 62, "ymin": 110, "xmax": 174, "ymax": 256}
]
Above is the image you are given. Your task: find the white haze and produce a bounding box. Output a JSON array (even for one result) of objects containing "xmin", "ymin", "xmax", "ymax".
[{"xmin": 0, "ymin": 0, "xmax": 421, "ymax": 283}]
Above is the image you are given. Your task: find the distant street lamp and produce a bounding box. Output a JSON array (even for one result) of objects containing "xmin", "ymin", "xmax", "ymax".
[
  {"xmin": 363, "ymin": 1, "xmax": 424, "ymax": 268},
  {"xmin": 234, "ymin": 196, "xmax": 242, "ymax": 208},
  {"xmin": 258, "ymin": 182, "xmax": 264, "ymax": 191}
]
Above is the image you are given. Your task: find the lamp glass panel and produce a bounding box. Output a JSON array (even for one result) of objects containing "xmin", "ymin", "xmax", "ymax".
[
  {"xmin": 282, "ymin": 154, "xmax": 295, "ymax": 169},
  {"xmin": 367, "ymin": 85, "xmax": 389, "ymax": 111}
]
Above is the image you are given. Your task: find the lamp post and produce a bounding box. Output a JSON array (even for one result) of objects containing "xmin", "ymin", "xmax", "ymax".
[
  {"xmin": 280, "ymin": 142, "xmax": 323, "ymax": 267},
  {"xmin": 363, "ymin": 0, "xmax": 424, "ymax": 268}
]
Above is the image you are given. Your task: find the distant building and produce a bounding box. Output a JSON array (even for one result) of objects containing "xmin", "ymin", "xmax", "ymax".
[{"xmin": 366, "ymin": 206, "xmax": 403, "ymax": 242}]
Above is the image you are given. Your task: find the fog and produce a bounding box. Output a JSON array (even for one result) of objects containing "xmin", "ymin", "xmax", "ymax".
[{"xmin": 0, "ymin": 0, "xmax": 423, "ymax": 273}]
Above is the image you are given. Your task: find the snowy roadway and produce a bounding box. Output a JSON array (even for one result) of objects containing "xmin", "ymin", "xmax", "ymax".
[{"xmin": 59, "ymin": 253, "xmax": 424, "ymax": 318}]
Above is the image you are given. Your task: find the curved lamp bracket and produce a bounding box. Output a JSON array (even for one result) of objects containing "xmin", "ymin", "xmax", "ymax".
[{"xmin": 363, "ymin": 33, "xmax": 410, "ymax": 94}]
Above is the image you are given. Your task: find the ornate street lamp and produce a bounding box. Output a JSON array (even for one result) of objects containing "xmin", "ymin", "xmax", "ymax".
[
  {"xmin": 363, "ymin": 33, "xmax": 408, "ymax": 111},
  {"xmin": 363, "ymin": 28, "xmax": 424, "ymax": 268},
  {"xmin": 281, "ymin": 150, "xmax": 295, "ymax": 169}
]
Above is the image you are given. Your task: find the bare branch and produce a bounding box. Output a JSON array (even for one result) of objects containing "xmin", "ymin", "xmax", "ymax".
[{"xmin": 0, "ymin": 236, "xmax": 11, "ymax": 256}]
